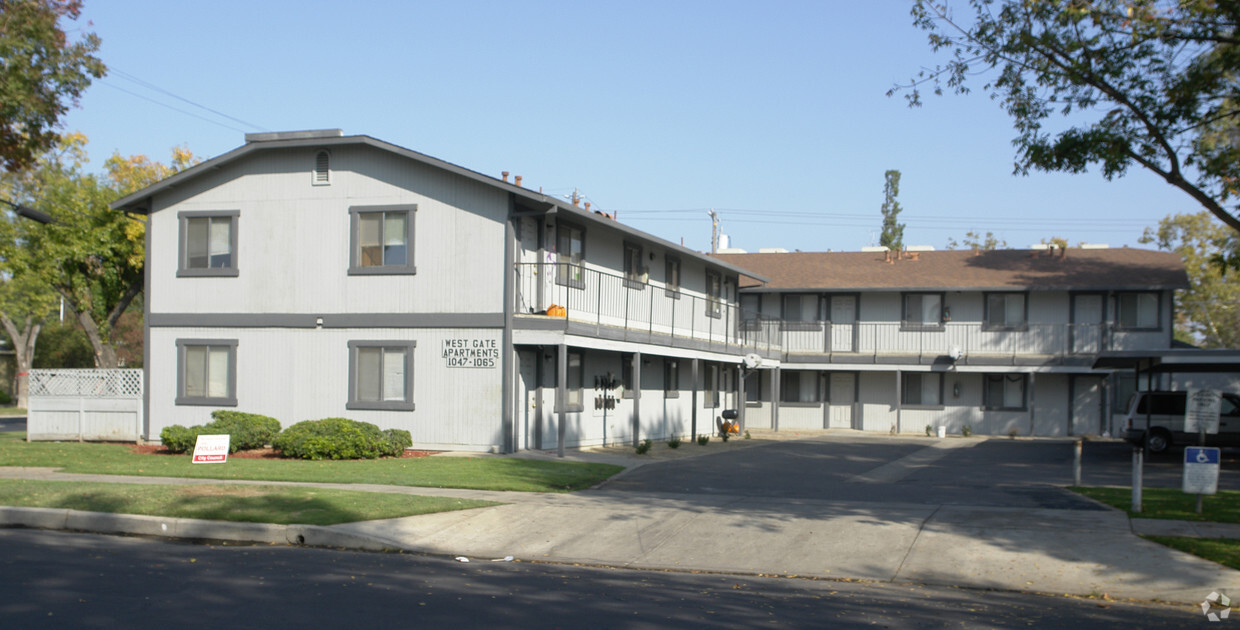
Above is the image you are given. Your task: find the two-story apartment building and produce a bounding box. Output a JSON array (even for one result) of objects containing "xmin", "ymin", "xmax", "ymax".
[
  {"xmin": 714, "ymin": 247, "xmax": 1190, "ymax": 437},
  {"xmin": 111, "ymin": 130, "xmax": 761, "ymax": 453}
]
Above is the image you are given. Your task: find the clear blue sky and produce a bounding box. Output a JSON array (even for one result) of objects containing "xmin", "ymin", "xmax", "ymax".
[{"xmin": 60, "ymin": 0, "xmax": 1200, "ymax": 254}]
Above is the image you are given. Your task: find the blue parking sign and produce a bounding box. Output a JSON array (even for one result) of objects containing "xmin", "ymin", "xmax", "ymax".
[
  {"xmin": 1186, "ymin": 447, "xmax": 1220, "ymax": 465},
  {"xmin": 1184, "ymin": 447, "xmax": 1220, "ymax": 495}
]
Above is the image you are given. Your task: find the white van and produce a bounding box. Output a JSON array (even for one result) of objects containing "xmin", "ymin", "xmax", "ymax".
[{"xmin": 1122, "ymin": 390, "xmax": 1240, "ymax": 453}]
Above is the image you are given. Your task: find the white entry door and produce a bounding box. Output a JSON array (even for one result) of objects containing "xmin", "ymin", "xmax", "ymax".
[
  {"xmin": 829, "ymin": 296, "xmax": 857, "ymax": 352},
  {"xmin": 828, "ymin": 372, "xmax": 856, "ymax": 428}
]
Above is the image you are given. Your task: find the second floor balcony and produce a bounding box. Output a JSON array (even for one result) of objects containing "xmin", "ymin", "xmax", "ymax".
[{"xmin": 512, "ymin": 263, "xmax": 1152, "ymax": 366}]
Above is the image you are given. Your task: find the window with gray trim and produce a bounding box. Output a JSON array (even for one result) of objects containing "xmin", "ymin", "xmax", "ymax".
[
  {"xmin": 781, "ymin": 370, "xmax": 823, "ymax": 403},
  {"xmin": 665, "ymin": 256, "xmax": 681, "ymax": 298},
  {"xmin": 705, "ymin": 271, "xmax": 722, "ymax": 318},
  {"xmin": 349, "ymin": 205, "xmax": 416, "ymax": 275},
  {"xmin": 556, "ymin": 222, "xmax": 585, "ymax": 289},
  {"xmin": 176, "ymin": 339, "xmax": 237, "ymax": 406},
  {"xmin": 178, "ymin": 211, "xmax": 239, "ymax": 277},
  {"xmin": 565, "ymin": 349, "xmax": 584, "ymax": 410},
  {"xmin": 984, "ymin": 292, "xmax": 1028, "ymax": 330},
  {"xmin": 703, "ymin": 363, "xmax": 720, "ymax": 408},
  {"xmin": 983, "ymin": 374, "xmax": 1027, "ymax": 411},
  {"xmin": 902, "ymin": 292, "xmax": 944, "ymax": 330},
  {"xmin": 347, "ymin": 340, "xmax": 415, "ymax": 411},
  {"xmin": 664, "ymin": 359, "xmax": 680, "ymax": 398},
  {"xmin": 623, "ymin": 242, "xmax": 645, "ymax": 289},
  {"xmin": 1116, "ymin": 291, "xmax": 1160, "ymax": 330},
  {"xmin": 902, "ymin": 372, "xmax": 942, "ymax": 406}
]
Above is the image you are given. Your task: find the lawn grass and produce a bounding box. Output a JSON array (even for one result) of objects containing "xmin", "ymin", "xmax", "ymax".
[
  {"xmin": 1069, "ymin": 486, "xmax": 1240, "ymax": 523},
  {"xmin": 0, "ymin": 432, "xmax": 623, "ymax": 492},
  {"xmin": 1143, "ymin": 536, "xmax": 1240, "ymax": 571},
  {"xmin": 0, "ymin": 478, "xmax": 496, "ymax": 526}
]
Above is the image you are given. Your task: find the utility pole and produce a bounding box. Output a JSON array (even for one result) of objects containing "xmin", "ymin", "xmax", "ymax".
[{"xmin": 708, "ymin": 209, "xmax": 719, "ymax": 254}]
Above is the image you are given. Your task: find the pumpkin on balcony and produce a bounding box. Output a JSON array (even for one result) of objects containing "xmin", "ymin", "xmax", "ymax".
[{"xmin": 546, "ymin": 304, "xmax": 567, "ymax": 318}]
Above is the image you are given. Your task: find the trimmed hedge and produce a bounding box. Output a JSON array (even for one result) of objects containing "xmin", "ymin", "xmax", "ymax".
[
  {"xmin": 158, "ymin": 411, "xmax": 281, "ymax": 454},
  {"xmin": 274, "ymin": 417, "xmax": 411, "ymax": 460},
  {"xmin": 208, "ymin": 410, "xmax": 281, "ymax": 451}
]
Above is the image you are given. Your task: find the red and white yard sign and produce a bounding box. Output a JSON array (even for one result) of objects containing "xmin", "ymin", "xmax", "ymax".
[{"xmin": 191, "ymin": 434, "xmax": 230, "ymax": 464}]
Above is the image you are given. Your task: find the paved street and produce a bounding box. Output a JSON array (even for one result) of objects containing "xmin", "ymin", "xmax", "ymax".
[{"xmin": 0, "ymin": 528, "xmax": 1207, "ymax": 629}]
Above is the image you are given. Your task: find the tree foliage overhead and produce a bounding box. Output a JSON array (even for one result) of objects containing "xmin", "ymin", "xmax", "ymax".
[
  {"xmin": 1141, "ymin": 211, "xmax": 1240, "ymax": 348},
  {"xmin": 896, "ymin": 0, "xmax": 1240, "ymax": 246},
  {"xmin": 0, "ymin": 0, "xmax": 105, "ymax": 172},
  {"xmin": 880, "ymin": 169, "xmax": 906, "ymax": 250},
  {"xmin": 0, "ymin": 133, "xmax": 196, "ymax": 367}
]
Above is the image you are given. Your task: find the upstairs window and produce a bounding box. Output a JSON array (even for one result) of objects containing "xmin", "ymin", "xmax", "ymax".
[
  {"xmin": 984, "ymin": 293, "xmax": 1028, "ymax": 330},
  {"xmin": 705, "ymin": 270, "xmax": 723, "ymax": 318},
  {"xmin": 178, "ymin": 211, "xmax": 239, "ymax": 277},
  {"xmin": 350, "ymin": 205, "xmax": 416, "ymax": 275},
  {"xmin": 623, "ymin": 242, "xmax": 645, "ymax": 289},
  {"xmin": 664, "ymin": 256, "xmax": 681, "ymax": 298},
  {"xmin": 902, "ymin": 293, "xmax": 944, "ymax": 330},
  {"xmin": 782, "ymin": 294, "xmax": 820, "ymax": 330},
  {"xmin": 556, "ymin": 223, "xmax": 585, "ymax": 289},
  {"xmin": 1116, "ymin": 292, "xmax": 1159, "ymax": 330}
]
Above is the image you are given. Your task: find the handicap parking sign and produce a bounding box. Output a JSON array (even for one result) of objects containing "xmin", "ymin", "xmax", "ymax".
[{"xmin": 1184, "ymin": 447, "xmax": 1220, "ymax": 495}]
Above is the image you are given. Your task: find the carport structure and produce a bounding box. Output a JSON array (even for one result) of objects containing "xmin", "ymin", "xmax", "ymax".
[{"xmin": 1092, "ymin": 348, "xmax": 1240, "ymax": 441}]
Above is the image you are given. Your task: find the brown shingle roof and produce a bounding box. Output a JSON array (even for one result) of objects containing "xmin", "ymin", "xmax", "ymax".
[{"xmin": 712, "ymin": 248, "xmax": 1188, "ymax": 292}]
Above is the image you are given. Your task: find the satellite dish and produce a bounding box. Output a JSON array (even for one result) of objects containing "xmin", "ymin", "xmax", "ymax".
[{"xmin": 742, "ymin": 353, "xmax": 763, "ymax": 369}]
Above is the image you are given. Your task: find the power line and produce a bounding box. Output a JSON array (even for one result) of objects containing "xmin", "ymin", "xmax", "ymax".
[
  {"xmin": 101, "ymin": 82, "xmax": 251, "ymax": 134},
  {"xmin": 103, "ymin": 67, "xmax": 269, "ymax": 133}
]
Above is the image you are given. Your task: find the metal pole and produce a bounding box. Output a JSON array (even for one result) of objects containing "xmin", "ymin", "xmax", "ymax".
[{"xmin": 1131, "ymin": 447, "xmax": 1143, "ymax": 513}]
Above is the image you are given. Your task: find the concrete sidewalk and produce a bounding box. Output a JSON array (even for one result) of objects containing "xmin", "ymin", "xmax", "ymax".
[{"xmin": 2, "ymin": 435, "xmax": 1239, "ymax": 605}]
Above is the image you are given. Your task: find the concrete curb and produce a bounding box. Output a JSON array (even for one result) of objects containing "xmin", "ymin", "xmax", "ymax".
[{"xmin": 0, "ymin": 506, "xmax": 402, "ymax": 552}]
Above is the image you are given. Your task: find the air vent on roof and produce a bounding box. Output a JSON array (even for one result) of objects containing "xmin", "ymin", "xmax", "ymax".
[
  {"xmin": 757, "ymin": 248, "xmax": 789, "ymax": 254},
  {"xmin": 906, "ymin": 245, "xmax": 936, "ymax": 252},
  {"xmin": 1080, "ymin": 243, "xmax": 1110, "ymax": 249},
  {"xmin": 861, "ymin": 246, "xmax": 888, "ymax": 252},
  {"xmin": 313, "ymin": 150, "xmax": 330, "ymax": 185},
  {"xmin": 246, "ymin": 129, "xmax": 344, "ymax": 143}
]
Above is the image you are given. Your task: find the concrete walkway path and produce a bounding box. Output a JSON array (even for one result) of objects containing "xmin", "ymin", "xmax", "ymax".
[{"xmin": 2, "ymin": 432, "xmax": 1238, "ymax": 605}]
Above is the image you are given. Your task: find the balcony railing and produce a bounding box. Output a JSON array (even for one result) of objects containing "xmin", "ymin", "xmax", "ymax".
[
  {"xmin": 514, "ymin": 263, "xmax": 779, "ymax": 355},
  {"xmin": 742, "ymin": 317, "xmax": 1109, "ymax": 362},
  {"xmin": 514, "ymin": 264, "xmax": 1134, "ymax": 364}
]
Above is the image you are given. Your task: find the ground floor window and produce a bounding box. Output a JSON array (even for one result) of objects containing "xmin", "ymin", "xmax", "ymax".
[
  {"xmin": 176, "ymin": 339, "xmax": 238, "ymax": 406},
  {"xmin": 781, "ymin": 370, "xmax": 823, "ymax": 403},
  {"xmin": 348, "ymin": 341, "xmax": 415, "ymax": 411},
  {"xmin": 703, "ymin": 363, "xmax": 720, "ymax": 408},
  {"xmin": 902, "ymin": 372, "xmax": 942, "ymax": 406},
  {"xmin": 983, "ymin": 374, "xmax": 1027, "ymax": 411},
  {"xmin": 565, "ymin": 349, "xmax": 584, "ymax": 410},
  {"xmin": 664, "ymin": 359, "xmax": 680, "ymax": 398}
]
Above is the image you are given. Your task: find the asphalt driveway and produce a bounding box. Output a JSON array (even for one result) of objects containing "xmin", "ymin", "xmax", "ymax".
[{"xmin": 601, "ymin": 434, "xmax": 1239, "ymax": 510}]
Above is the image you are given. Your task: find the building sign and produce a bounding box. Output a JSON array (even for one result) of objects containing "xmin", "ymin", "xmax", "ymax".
[
  {"xmin": 1185, "ymin": 389, "xmax": 1222, "ymax": 435},
  {"xmin": 442, "ymin": 338, "xmax": 500, "ymax": 368},
  {"xmin": 1183, "ymin": 447, "xmax": 1220, "ymax": 495},
  {"xmin": 192, "ymin": 434, "xmax": 230, "ymax": 464}
]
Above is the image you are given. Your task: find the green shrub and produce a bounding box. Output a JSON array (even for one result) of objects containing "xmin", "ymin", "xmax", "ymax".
[
  {"xmin": 961, "ymin": 425, "xmax": 973, "ymax": 437},
  {"xmin": 697, "ymin": 435, "xmax": 710, "ymax": 446},
  {"xmin": 635, "ymin": 438, "xmax": 652, "ymax": 455},
  {"xmin": 274, "ymin": 417, "xmax": 408, "ymax": 460},
  {"xmin": 668, "ymin": 437, "xmax": 681, "ymax": 449},
  {"xmin": 160, "ymin": 424, "xmax": 204, "ymax": 454},
  {"xmin": 207, "ymin": 410, "xmax": 281, "ymax": 452}
]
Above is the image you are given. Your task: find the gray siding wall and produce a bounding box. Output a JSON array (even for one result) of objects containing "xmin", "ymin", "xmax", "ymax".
[
  {"xmin": 148, "ymin": 326, "xmax": 505, "ymax": 452},
  {"xmin": 147, "ymin": 146, "xmax": 508, "ymax": 316}
]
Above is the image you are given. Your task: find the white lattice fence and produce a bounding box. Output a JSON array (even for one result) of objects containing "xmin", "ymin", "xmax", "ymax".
[{"xmin": 27, "ymin": 369, "xmax": 144, "ymax": 442}]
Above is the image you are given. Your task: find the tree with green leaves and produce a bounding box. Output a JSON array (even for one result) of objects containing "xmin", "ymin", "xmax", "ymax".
[
  {"xmin": 896, "ymin": 0, "xmax": 1240, "ymax": 261},
  {"xmin": 1141, "ymin": 211, "xmax": 1240, "ymax": 348},
  {"xmin": 945, "ymin": 230, "xmax": 1007, "ymax": 250},
  {"xmin": 0, "ymin": 0, "xmax": 105, "ymax": 172},
  {"xmin": 0, "ymin": 272, "xmax": 57, "ymax": 407},
  {"xmin": 1, "ymin": 134, "xmax": 195, "ymax": 368},
  {"xmin": 880, "ymin": 169, "xmax": 905, "ymax": 251}
]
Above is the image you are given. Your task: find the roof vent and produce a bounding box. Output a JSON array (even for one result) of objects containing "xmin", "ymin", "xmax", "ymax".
[
  {"xmin": 860, "ymin": 246, "xmax": 888, "ymax": 253},
  {"xmin": 1080, "ymin": 243, "xmax": 1110, "ymax": 249},
  {"xmin": 757, "ymin": 248, "xmax": 789, "ymax": 254},
  {"xmin": 246, "ymin": 129, "xmax": 344, "ymax": 143},
  {"xmin": 313, "ymin": 150, "xmax": 330, "ymax": 185},
  {"xmin": 906, "ymin": 245, "xmax": 935, "ymax": 252}
]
